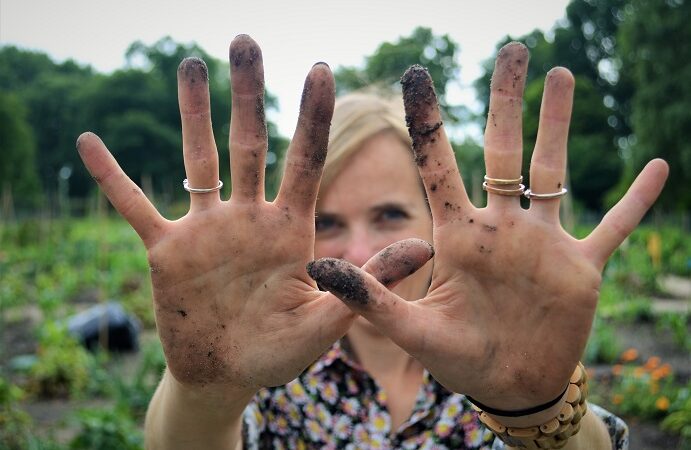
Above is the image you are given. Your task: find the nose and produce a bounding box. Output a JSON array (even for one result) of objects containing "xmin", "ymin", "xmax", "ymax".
[{"xmin": 342, "ymin": 225, "xmax": 380, "ymax": 268}]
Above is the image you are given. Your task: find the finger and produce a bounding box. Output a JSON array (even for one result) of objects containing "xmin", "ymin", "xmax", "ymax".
[
  {"xmin": 229, "ymin": 34, "xmax": 267, "ymax": 202},
  {"xmin": 178, "ymin": 57, "xmax": 221, "ymax": 211},
  {"xmin": 300, "ymin": 238, "xmax": 435, "ymax": 360},
  {"xmin": 400, "ymin": 65, "xmax": 471, "ymax": 225},
  {"xmin": 582, "ymin": 159, "xmax": 669, "ymax": 269},
  {"xmin": 361, "ymin": 238, "xmax": 435, "ymax": 287},
  {"xmin": 483, "ymin": 42, "xmax": 529, "ymax": 208},
  {"xmin": 274, "ymin": 63, "xmax": 335, "ymax": 214},
  {"xmin": 528, "ymin": 67, "xmax": 575, "ymax": 221},
  {"xmin": 306, "ymin": 257, "xmax": 423, "ymax": 352},
  {"xmin": 76, "ymin": 132, "xmax": 168, "ymax": 247},
  {"xmin": 308, "ymin": 238, "xmax": 435, "ymax": 294}
]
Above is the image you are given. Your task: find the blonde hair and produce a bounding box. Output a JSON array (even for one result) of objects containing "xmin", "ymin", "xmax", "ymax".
[{"xmin": 318, "ymin": 92, "xmax": 412, "ymax": 195}]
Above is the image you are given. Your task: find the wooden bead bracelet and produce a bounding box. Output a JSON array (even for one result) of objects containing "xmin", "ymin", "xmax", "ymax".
[{"xmin": 470, "ymin": 362, "xmax": 588, "ymax": 449}]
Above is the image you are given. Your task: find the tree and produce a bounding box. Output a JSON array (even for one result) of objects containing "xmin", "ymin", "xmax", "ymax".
[
  {"xmin": 523, "ymin": 76, "xmax": 620, "ymax": 211},
  {"xmin": 0, "ymin": 39, "xmax": 289, "ymax": 207},
  {"xmin": 473, "ymin": 0, "xmax": 633, "ymax": 210},
  {"xmin": 124, "ymin": 37, "xmax": 288, "ymax": 199},
  {"xmin": 22, "ymin": 70, "xmax": 97, "ymax": 198},
  {"xmin": 335, "ymin": 27, "xmax": 462, "ymax": 122},
  {"xmin": 0, "ymin": 92, "xmax": 41, "ymax": 208},
  {"xmin": 0, "ymin": 46, "xmax": 94, "ymax": 200},
  {"xmin": 618, "ymin": 0, "xmax": 691, "ymax": 210}
]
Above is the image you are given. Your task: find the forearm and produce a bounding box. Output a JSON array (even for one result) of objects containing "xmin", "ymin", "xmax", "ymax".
[
  {"xmin": 559, "ymin": 407, "xmax": 612, "ymax": 450},
  {"xmin": 145, "ymin": 369, "xmax": 255, "ymax": 450}
]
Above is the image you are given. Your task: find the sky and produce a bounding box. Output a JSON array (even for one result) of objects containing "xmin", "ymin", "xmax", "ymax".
[{"xmin": 1, "ymin": 0, "xmax": 571, "ymax": 139}]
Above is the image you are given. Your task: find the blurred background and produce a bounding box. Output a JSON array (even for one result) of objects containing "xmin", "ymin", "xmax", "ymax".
[{"xmin": 0, "ymin": 0, "xmax": 689, "ymax": 449}]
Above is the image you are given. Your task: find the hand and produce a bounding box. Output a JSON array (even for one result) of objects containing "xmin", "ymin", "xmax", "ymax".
[
  {"xmin": 76, "ymin": 36, "xmax": 433, "ymax": 395},
  {"xmin": 308, "ymin": 42, "xmax": 668, "ymax": 410}
]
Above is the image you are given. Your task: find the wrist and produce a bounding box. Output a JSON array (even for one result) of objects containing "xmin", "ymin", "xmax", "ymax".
[
  {"xmin": 468, "ymin": 385, "xmax": 569, "ymax": 428},
  {"xmin": 146, "ymin": 369, "xmax": 256, "ymax": 450},
  {"xmin": 470, "ymin": 362, "xmax": 589, "ymax": 449},
  {"xmin": 164, "ymin": 368, "xmax": 258, "ymax": 412}
]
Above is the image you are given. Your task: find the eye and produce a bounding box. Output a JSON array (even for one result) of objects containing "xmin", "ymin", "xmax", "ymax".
[
  {"xmin": 315, "ymin": 214, "xmax": 341, "ymax": 233},
  {"xmin": 375, "ymin": 206, "xmax": 409, "ymax": 223}
]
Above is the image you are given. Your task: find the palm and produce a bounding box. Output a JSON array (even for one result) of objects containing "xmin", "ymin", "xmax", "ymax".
[
  {"xmin": 147, "ymin": 203, "xmax": 327, "ymax": 388},
  {"xmin": 419, "ymin": 211, "xmax": 599, "ymax": 407},
  {"xmin": 309, "ymin": 42, "xmax": 668, "ymax": 411},
  {"xmin": 76, "ymin": 36, "xmax": 352, "ymax": 391}
]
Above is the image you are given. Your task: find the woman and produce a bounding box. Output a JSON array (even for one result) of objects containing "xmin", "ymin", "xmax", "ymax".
[{"xmin": 76, "ymin": 35, "xmax": 667, "ymax": 449}]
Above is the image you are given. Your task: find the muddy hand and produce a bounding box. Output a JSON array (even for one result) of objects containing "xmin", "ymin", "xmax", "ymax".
[
  {"xmin": 76, "ymin": 35, "xmax": 433, "ymax": 394},
  {"xmin": 308, "ymin": 42, "xmax": 668, "ymax": 411}
]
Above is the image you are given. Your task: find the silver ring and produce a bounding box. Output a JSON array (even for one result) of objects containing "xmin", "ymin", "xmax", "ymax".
[
  {"xmin": 524, "ymin": 188, "xmax": 568, "ymax": 200},
  {"xmin": 183, "ymin": 179, "xmax": 223, "ymax": 193}
]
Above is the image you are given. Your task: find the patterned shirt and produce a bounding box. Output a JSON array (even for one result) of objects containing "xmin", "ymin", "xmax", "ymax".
[{"xmin": 243, "ymin": 340, "xmax": 628, "ymax": 449}]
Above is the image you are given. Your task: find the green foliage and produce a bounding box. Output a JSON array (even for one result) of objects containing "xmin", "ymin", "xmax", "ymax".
[
  {"xmin": 102, "ymin": 109, "xmax": 183, "ymax": 195},
  {"xmin": 28, "ymin": 322, "xmax": 92, "ymax": 398},
  {"xmin": 335, "ymin": 27, "xmax": 462, "ymax": 122},
  {"xmin": 0, "ymin": 91, "xmax": 42, "ymax": 207},
  {"xmin": 451, "ymin": 139, "xmax": 485, "ymax": 206},
  {"xmin": 560, "ymin": 0, "xmax": 634, "ymax": 133},
  {"xmin": 69, "ymin": 407, "xmax": 143, "ymax": 450},
  {"xmin": 608, "ymin": 358, "xmax": 683, "ymax": 421},
  {"xmin": 21, "ymin": 69, "xmax": 95, "ymax": 199},
  {"xmin": 522, "ymin": 75, "xmax": 620, "ymax": 210},
  {"xmin": 0, "ymin": 377, "xmax": 67, "ymax": 450},
  {"xmin": 597, "ymin": 280, "xmax": 653, "ymax": 322},
  {"xmin": 656, "ymin": 312, "xmax": 691, "ymax": 352},
  {"xmin": 473, "ymin": 0, "xmax": 649, "ymax": 211},
  {"xmin": 0, "ymin": 47, "xmax": 92, "ymax": 93},
  {"xmin": 605, "ymin": 234, "xmax": 660, "ymax": 294},
  {"xmin": 478, "ymin": 0, "xmax": 690, "ymax": 212},
  {"xmin": 0, "ymin": 217, "xmax": 152, "ymax": 327},
  {"xmin": 0, "ymin": 36, "xmax": 287, "ymax": 208},
  {"xmin": 662, "ymin": 386, "xmax": 691, "ymax": 443},
  {"xmin": 583, "ymin": 316, "xmax": 622, "ymax": 364},
  {"xmin": 0, "ymin": 377, "xmax": 33, "ymax": 449},
  {"xmin": 113, "ymin": 341, "xmax": 166, "ymax": 419},
  {"xmin": 618, "ymin": 0, "xmax": 691, "ymax": 210}
]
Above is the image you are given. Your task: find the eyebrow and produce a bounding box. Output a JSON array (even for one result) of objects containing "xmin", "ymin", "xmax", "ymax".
[
  {"xmin": 370, "ymin": 202, "xmax": 411, "ymax": 214},
  {"xmin": 316, "ymin": 201, "xmax": 411, "ymax": 217}
]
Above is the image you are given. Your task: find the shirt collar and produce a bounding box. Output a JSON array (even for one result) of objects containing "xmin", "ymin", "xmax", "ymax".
[{"xmin": 308, "ymin": 338, "xmax": 364, "ymax": 374}]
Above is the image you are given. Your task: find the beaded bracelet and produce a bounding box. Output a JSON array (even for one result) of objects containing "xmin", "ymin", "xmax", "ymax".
[{"xmin": 470, "ymin": 362, "xmax": 588, "ymax": 449}]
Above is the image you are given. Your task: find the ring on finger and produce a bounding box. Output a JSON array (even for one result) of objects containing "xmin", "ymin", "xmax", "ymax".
[
  {"xmin": 482, "ymin": 182, "xmax": 525, "ymax": 196},
  {"xmin": 524, "ymin": 188, "xmax": 568, "ymax": 200},
  {"xmin": 484, "ymin": 175, "xmax": 523, "ymax": 185},
  {"xmin": 183, "ymin": 179, "xmax": 224, "ymax": 193}
]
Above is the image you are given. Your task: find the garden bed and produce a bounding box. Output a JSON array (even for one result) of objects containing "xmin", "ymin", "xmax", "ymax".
[{"xmin": 1, "ymin": 218, "xmax": 689, "ymax": 449}]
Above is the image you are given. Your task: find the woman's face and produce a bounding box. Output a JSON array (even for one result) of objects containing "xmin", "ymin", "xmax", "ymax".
[{"xmin": 314, "ymin": 131, "xmax": 433, "ymax": 303}]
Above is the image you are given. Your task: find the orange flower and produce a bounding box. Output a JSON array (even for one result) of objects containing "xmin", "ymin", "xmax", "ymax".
[
  {"xmin": 621, "ymin": 348, "xmax": 639, "ymax": 362},
  {"xmin": 655, "ymin": 396, "xmax": 670, "ymax": 411},
  {"xmin": 660, "ymin": 363, "xmax": 672, "ymax": 376},
  {"xmin": 633, "ymin": 367, "xmax": 646, "ymax": 379},
  {"xmin": 651, "ymin": 363, "xmax": 672, "ymax": 381},
  {"xmin": 612, "ymin": 394, "xmax": 624, "ymax": 405},
  {"xmin": 644, "ymin": 356, "xmax": 661, "ymax": 371},
  {"xmin": 612, "ymin": 364, "xmax": 623, "ymax": 376}
]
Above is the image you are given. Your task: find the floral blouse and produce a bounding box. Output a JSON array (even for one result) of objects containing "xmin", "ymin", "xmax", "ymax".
[{"xmin": 243, "ymin": 340, "xmax": 628, "ymax": 449}]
